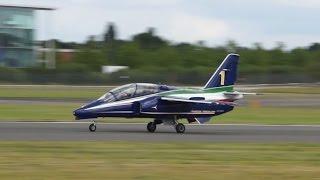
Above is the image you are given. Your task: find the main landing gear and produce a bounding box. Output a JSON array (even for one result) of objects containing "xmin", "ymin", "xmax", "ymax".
[
  {"xmin": 89, "ymin": 122, "xmax": 97, "ymax": 132},
  {"xmin": 146, "ymin": 120, "xmax": 185, "ymax": 134},
  {"xmin": 147, "ymin": 122, "xmax": 156, "ymax": 133},
  {"xmin": 175, "ymin": 123, "xmax": 185, "ymax": 133}
]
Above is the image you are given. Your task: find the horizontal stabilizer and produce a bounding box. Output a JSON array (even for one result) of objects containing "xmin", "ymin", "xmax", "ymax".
[{"xmin": 223, "ymin": 91, "xmax": 258, "ymax": 96}]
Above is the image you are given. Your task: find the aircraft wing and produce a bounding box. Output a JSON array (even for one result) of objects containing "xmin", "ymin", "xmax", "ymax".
[
  {"xmin": 215, "ymin": 101, "xmax": 237, "ymax": 106},
  {"xmin": 161, "ymin": 97, "xmax": 236, "ymax": 106},
  {"xmin": 161, "ymin": 97, "xmax": 213, "ymax": 104}
]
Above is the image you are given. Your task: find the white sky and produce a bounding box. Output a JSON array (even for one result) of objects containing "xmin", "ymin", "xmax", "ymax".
[{"xmin": 1, "ymin": 0, "xmax": 320, "ymax": 49}]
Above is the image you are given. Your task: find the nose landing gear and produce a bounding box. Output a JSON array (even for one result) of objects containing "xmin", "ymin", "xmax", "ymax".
[{"xmin": 89, "ymin": 122, "xmax": 96, "ymax": 132}]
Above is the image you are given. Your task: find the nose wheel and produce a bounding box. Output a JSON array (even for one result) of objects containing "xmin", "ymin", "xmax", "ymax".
[{"xmin": 89, "ymin": 123, "xmax": 96, "ymax": 132}]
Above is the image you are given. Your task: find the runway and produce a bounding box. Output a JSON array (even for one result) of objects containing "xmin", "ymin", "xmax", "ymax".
[{"xmin": 0, "ymin": 122, "xmax": 320, "ymax": 142}]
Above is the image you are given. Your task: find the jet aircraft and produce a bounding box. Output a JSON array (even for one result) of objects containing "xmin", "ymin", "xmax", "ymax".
[{"xmin": 74, "ymin": 54, "xmax": 254, "ymax": 133}]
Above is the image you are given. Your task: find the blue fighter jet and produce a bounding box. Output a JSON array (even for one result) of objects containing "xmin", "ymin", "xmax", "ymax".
[{"xmin": 74, "ymin": 54, "xmax": 255, "ymax": 133}]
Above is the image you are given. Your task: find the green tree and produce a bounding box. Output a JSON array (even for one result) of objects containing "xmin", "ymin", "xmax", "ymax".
[
  {"xmin": 104, "ymin": 22, "xmax": 117, "ymax": 65},
  {"xmin": 132, "ymin": 27, "xmax": 167, "ymax": 49},
  {"xmin": 104, "ymin": 22, "xmax": 116, "ymax": 43}
]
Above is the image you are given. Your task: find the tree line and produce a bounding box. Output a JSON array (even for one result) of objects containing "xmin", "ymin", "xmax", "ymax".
[{"xmin": 1, "ymin": 23, "xmax": 320, "ymax": 85}]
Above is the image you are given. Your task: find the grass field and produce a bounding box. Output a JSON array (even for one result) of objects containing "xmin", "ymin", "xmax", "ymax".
[
  {"xmin": 0, "ymin": 85, "xmax": 318, "ymax": 100},
  {"xmin": 0, "ymin": 141, "xmax": 319, "ymax": 179},
  {"xmin": 0, "ymin": 85, "xmax": 319, "ymax": 124},
  {"xmin": 0, "ymin": 85, "xmax": 319, "ymax": 180},
  {"xmin": 0, "ymin": 103, "xmax": 319, "ymax": 124},
  {"xmin": 0, "ymin": 85, "xmax": 108, "ymax": 100}
]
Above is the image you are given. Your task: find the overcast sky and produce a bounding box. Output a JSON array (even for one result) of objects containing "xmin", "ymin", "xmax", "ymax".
[{"xmin": 1, "ymin": 0, "xmax": 320, "ymax": 49}]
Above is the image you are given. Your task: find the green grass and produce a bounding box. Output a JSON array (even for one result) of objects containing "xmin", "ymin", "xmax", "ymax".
[
  {"xmin": 0, "ymin": 141, "xmax": 319, "ymax": 179},
  {"xmin": 0, "ymin": 103, "xmax": 319, "ymax": 124},
  {"xmin": 0, "ymin": 103, "xmax": 79, "ymax": 121},
  {"xmin": 0, "ymin": 85, "xmax": 319, "ymax": 124},
  {"xmin": 0, "ymin": 85, "xmax": 318, "ymax": 100},
  {"xmin": 0, "ymin": 86, "xmax": 108, "ymax": 100}
]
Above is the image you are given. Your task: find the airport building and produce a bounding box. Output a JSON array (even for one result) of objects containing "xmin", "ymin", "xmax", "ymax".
[{"xmin": 0, "ymin": 5, "xmax": 54, "ymax": 67}]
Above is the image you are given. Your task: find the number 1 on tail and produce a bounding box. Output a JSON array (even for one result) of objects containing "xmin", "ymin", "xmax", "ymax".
[{"xmin": 219, "ymin": 71, "xmax": 225, "ymax": 85}]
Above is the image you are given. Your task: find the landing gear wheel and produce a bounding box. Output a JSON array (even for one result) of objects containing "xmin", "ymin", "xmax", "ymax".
[
  {"xmin": 89, "ymin": 123, "xmax": 96, "ymax": 132},
  {"xmin": 175, "ymin": 123, "xmax": 185, "ymax": 134},
  {"xmin": 147, "ymin": 122, "xmax": 156, "ymax": 133}
]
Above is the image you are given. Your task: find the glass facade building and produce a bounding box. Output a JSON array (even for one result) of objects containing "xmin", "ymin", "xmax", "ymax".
[
  {"xmin": 0, "ymin": 5, "xmax": 54, "ymax": 67},
  {"xmin": 0, "ymin": 6, "xmax": 35, "ymax": 67}
]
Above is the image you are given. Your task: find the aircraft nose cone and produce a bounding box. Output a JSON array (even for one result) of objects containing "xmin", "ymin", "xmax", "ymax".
[
  {"xmin": 73, "ymin": 99, "xmax": 103, "ymax": 120},
  {"xmin": 73, "ymin": 107, "xmax": 97, "ymax": 120},
  {"xmin": 73, "ymin": 108, "xmax": 85, "ymax": 119}
]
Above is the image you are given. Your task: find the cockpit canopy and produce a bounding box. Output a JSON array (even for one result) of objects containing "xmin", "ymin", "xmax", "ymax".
[{"xmin": 99, "ymin": 83, "xmax": 176, "ymax": 103}]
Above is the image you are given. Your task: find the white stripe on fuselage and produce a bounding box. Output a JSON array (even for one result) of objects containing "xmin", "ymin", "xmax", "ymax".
[
  {"xmin": 141, "ymin": 111, "xmax": 216, "ymax": 115},
  {"xmin": 84, "ymin": 90, "xmax": 242, "ymax": 111},
  {"xmin": 85, "ymin": 96, "xmax": 148, "ymax": 111},
  {"xmin": 166, "ymin": 92, "xmax": 242, "ymax": 102}
]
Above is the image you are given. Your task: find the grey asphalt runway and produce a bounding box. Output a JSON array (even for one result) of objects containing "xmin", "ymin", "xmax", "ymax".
[{"xmin": 0, "ymin": 122, "xmax": 320, "ymax": 142}]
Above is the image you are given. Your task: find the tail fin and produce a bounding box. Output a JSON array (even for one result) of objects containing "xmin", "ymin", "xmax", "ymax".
[{"xmin": 204, "ymin": 54, "xmax": 239, "ymax": 89}]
